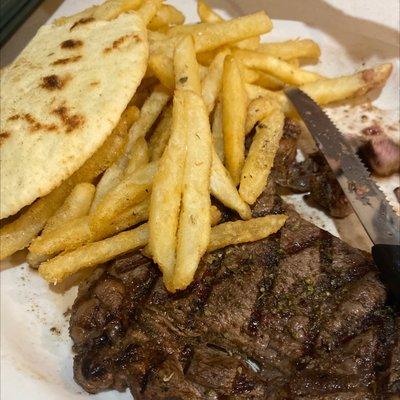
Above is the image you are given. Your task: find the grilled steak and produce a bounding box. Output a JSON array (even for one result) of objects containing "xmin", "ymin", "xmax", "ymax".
[{"xmin": 70, "ymin": 120, "xmax": 399, "ymax": 399}]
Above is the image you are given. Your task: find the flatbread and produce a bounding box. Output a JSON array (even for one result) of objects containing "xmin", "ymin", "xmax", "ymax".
[{"xmin": 0, "ymin": 12, "xmax": 148, "ymax": 219}]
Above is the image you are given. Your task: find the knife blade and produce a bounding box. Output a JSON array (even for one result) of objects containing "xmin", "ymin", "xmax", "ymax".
[
  {"xmin": 285, "ymin": 87, "xmax": 400, "ymax": 304},
  {"xmin": 285, "ymin": 87, "xmax": 399, "ymax": 245}
]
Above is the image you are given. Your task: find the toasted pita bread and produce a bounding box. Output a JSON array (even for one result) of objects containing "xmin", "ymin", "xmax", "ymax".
[{"xmin": 0, "ymin": 12, "xmax": 148, "ymax": 219}]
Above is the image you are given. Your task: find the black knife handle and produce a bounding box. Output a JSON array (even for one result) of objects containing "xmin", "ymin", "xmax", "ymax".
[{"xmin": 372, "ymin": 244, "xmax": 400, "ymax": 306}]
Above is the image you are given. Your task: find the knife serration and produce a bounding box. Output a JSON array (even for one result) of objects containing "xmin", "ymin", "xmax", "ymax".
[{"xmin": 285, "ymin": 88, "xmax": 400, "ymax": 246}]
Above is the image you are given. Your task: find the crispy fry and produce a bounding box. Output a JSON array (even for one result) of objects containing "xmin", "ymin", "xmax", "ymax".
[
  {"xmin": 136, "ymin": 0, "xmax": 163, "ymax": 25},
  {"xmin": 222, "ymin": 55, "xmax": 247, "ymax": 184},
  {"xmin": 236, "ymin": 60, "xmax": 260, "ymax": 83},
  {"xmin": 258, "ymin": 39, "xmax": 321, "ymax": 60},
  {"xmin": 287, "ymin": 58, "xmax": 300, "ymax": 68},
  {"xmin": 173, "ymin": 90, "xmax": 212, "ymax": 291},
  {"xmin": 125, "ymin": 137, "xmax": 149, "ymax": 176},
  {"xmin": 210, "ymin": 206, "xmax": 222, "ymax": 226},
  {"xmin": 201, "ymin": 48, "xmax": 230, "ymax": 114},
  {"xmin": 245, "ymin": 96, "xmax": 280, "ymax": 134},
  {"xmin": 92, "ymin": 161, "xmax": 157, "ymax": 227},
  {"xmin": 0, "ymin": 113, "xmax": 129, "ymax": 260},
  {"xmin": 148, "ymin": 4, "xmax": 185, "ymax": 30},
  {"xmin": 128, "ymin": 84, "xmax": 170, "ymax": 146},
  {"xmin": 208, "ymin": 215, "xmax": 287, "ymax": 252},
  {"xmin": 210, "ymin": 148, "xmax": 252, "ymax": 220},
  {"xmin": 27, "ymin": 182, "xmax": 95, "ymax": 267},
  {"xmin": 211, "ymin": 100, "xmax": 224, "ymax": 161},
  {"xmin": 167, "ymin": 12, "xmax": 272, "ymax": 53},
  {"xmin": 239, "ymin": 110, "xmax": 285, "ymax": 204},
  {"xmin": 38, "ymin": 224, "xmax": 149, "ymax": 284},
  {"xmin": 255, "ymin": 71, "xmax": 284, "ymax": 90},
  {"xmin": 245, "ymin": 83, "xmax": 273, "ymax": 101},
  {"xmin": 234, "ymin": 49, "xmax": 323, "ymax": 85},
  {"xmin": 29, "ymin": 198, "xmax": 149, "ymax": 256},
  {"xmin": 149, "ymin": 53, "xmax": 175, "ymax": 90},
  {"xmin": 149, "ymin": 104, "xmax": 173, "ymax": 161},
  {"xmin": 174, "ymin": 35, "xmax": 202, "ymax": 95},
  {"xmin": 149, "ymin": 91, "xmax": 187, "ymax": 282}
]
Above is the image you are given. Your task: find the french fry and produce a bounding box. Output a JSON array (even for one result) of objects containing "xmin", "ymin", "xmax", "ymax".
[
  {"xmin": 149, "ymin": 91, "xmax": 187, "ymax": 283},
  {"xmin": 93, "ymin": 161, "xmax": 157, "ymax": 227},
  {"xmin": 174, "ymin": 35, "xmax": 202, "ymax": 95},
  {"xmin": 0, "ymin": 112, "xmax": 129, "ymax": 260},
  {"xmin": 38, "ymin": 223, "xmax": 149, "ymax": 284},
  {"xmin": 167, "ymin": 12, "xmax": 272, "ymax": 53},
  {"xmin": 255, "ymin": 71, "xmax": 284, "ymax": 90},
  {"xmin": 173, "ymin": 90, "xmax": 212, "ymax": 291},
  {"xmin": 29, "ymin": 198, "xmax": 149, "ymax": 256},
  {"xmin": 210, "ymin": 206, "xmax": 222, "ymax": 226},
  {"xmin": 125, "ymin": 137, "xmax": 149, "ymax": 176},
  {"xmin": 245, "ymin": 96, "xmax": 280, "ymax": 134},
  {"xmin": 201, "ymin": 48, "xmax": 230, "ymax": 114},
  {"xmin": 258, "ymin": 39, "xmax": 321, "ymax": 60},
  {"xmin": 211, "ymin": 100, "xmax": 224, "ymax": 161},
  {"xmin": 148, "ymin": 4, "xmax": 185, "ymax": 30},
  {"xmin": 234, "ymin": 49, "xmax": 323, "ymax": 85},
  {"xmin": 136, "ymin": 0, "xmax": 163, "ymax": 25},
  {"xmin": 128, "ymin": 84, "xmax": 170, "ymax": 146},
  {"xmin": 210, "ymin": 148, "xmax": 252, "ymax": 220},
  {"xmin": 149, "ymin": 104, "xmax": 173, "ymax": 161},
  {"xmin": 208, "ymin": 214, "xmax": 287, "ymax": 252},
  {"xmin": 149, "ymin": 53, "xmax": 175, "ymax": 90},
  {"xmin": 27, "ymin": 182, "xmax": 96, "ymax": 267},
  {"xmin": 196, "ymin": 0, "xmax": 260, "ymax": 51},
  {"xmin": 222, "ymin": 55, "xmax": 247, "ymax": 184},
  {"xmin": 239, "ymin": 110, "xmax": 285, "ymax": 204},
  {"xmin": 130, "ymin": 78, "xmax": 158, "ymax": 108},
  {"xmin": 287, "ymin": 58, "xmax": 300, "ymax": 68},
  {"xmin": 44, "ymin": 183, "xmax": 95, "ymax": 234},
  {"xmin": 236, "ymin": 61, "xmax": 260, "ymax": 83},
  {"xmin": 245, "ymin": 83, "xmax": 273, "ymax": 101}
]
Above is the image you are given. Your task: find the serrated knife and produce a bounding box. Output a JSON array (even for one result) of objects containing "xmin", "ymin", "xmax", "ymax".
[{"xmin": 285, "ymin": 88, "xmax": 400, "ymax": 304}]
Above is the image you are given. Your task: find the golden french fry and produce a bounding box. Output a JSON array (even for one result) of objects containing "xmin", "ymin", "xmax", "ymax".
[
  {"xmin": 44, "ymin": 183, "xmax": 95, "ymax": 235},
  {"xmin": 130, "ymin": 78, "xmax": 158, "ymax": 108},
  {"xmin": 128, "ymin": 84, "xmax": 170, "ymax": 147},
  {"xmin": 173, "ymin": 90, "xmax": 212, "ymax": 291},
  {"xmin": 0, "ymin": 112, "xmax": 129, "ymax": 260},
  {"xmin": 255, "ymin": 71, "xmax": 284, "ymax": 90},
  {"xmin": 137, "ymin": 0, "xmax": 163, "ymax": 25},
  {"xmin": 222, "ymin": 55, "xmax": 247, "ymax": 184},
  {"xmin": 174, "ymin": 35, "xmax": 202, "ymax": 95},
  {"xmin": 125, "ymin": 137, "xmax": 149, "ymax": 176},
  {"xmin": 27, "ymin": 182, "xmax": 96, "ymax": 267},
  {"xmin": 148, "ymin": 4, "xmax": 185, "ymax": 30},
  {"xmin": 149, "ymin": 91, "xmax": 187, "ymax": 282},
  {"xmin": 197, "ymin": 49, "xmax": 219, "ymax": 66},
  {"xmin": 39, "ymin": 223, "xmax": 149, "ymax": 284},
  {"xmin": 149, "ymin": 53, "xmax": 175, "ymax": 90},
  {"xmin": 167, "ymin": 12, "xmax": 272, "ymax": 53},
  {"xmin": 208, "ymin": 214, "xmax": 287, "ymax": 252},
  {"xmin": 236, "ymin": 60, "xmax": 260, "ymax": 83},
  {"xmin": 93, "ymin": 161, "xmax": 157, "ymax": 226},
  {"xmin": 287, "ymin": 58, "xmax": 300, "ymax": 68},
  {"xmin": 210, "ymin": 148, "xmax": 252, "ymax": 220},
  {"xmin": 149, "ymin": 104, "xmax": 173, "ymax": 161},
  {"xmin": 234, "ymin": 49, "xmax": 323, "ymax": 85},
  {"xmin": 258, "ymin": 39, "xmax": 321, "ymax": 60},
  {"xmin": 211, "ymin": 100, "xmax": 224, "ymax": 161},
  {"xmin": 196, "ymin": 1, "xmax": 260, "ymax": 51},
  {"xmin": 210, "ymin": 206, "xmax": 222, "ymax": 226},
  {"xmin": 245, "ymin": 83, "xmax": 273, "ymax": 101},
  {"xmin": 245, "ymin": 96, "xmax": 280, "ymax": 134},
  {"xmin": 29, "ymin": 198, "xmax": 149, "ymax": 256},
  {"xmin": 201, "ymin": 48, "xmax": 230, "ymax": 114},
  {"xmin": 239, "ymin": 110, "xmax": 285, "ymax": 204}
]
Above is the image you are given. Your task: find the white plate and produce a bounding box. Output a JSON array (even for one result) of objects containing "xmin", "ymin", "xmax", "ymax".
[{"xmin": 1, "ymin": 1, "xmax": 399, "ymax": 399}]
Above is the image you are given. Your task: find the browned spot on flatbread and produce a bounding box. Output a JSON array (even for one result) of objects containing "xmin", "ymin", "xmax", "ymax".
[
  {"xmin": 52, "ymin": 55, "xmax": 82, "ymax": 66},
  {"xmin": 40, "ymin": 74, "xmax": 70, "ymax": 90},
  {"xmin": 0, "ymin": 132, "xmax": 11, "ymax": 145},
  {"xmin": 52, "ymin": 106, "xmax": 84, "ymax": 133},
  {"xmin": 8, "ymin": 114, "xmax": 57, "ymax": 132},
  {"xmin": 61, "ymin": 39, "xmax": 83, "ymax": 49},
  {"xmin": 90, "ymin": 81, "xmax": 100, "ymax": 87},
  {"xmin": 103, "ymin": 33, "xmax": 139, "ymax": 53},
  {"xmin": 70, "ymin": 17, "xmax": 95, "ymax": 31}
]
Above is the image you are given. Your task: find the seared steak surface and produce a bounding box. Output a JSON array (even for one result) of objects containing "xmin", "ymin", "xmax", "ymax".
[{"xmin": 70, "ymin": 121, "xmax": 399, "ymax": 399}]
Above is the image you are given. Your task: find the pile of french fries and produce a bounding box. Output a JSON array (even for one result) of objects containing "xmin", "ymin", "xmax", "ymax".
[{"xmin": 0, "ymin": 0, "xmax": 392, "ymax": 292}]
